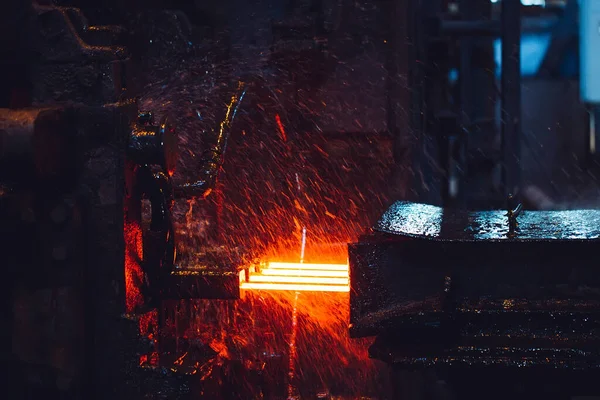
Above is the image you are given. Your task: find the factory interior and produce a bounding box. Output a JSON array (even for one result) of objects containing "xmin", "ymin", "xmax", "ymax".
[{"xmin": 1, "ymin": 0, "xmax": 599, "ymax": 399}]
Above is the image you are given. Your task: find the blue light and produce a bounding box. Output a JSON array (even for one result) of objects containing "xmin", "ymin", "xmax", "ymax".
[
  {"xmin": 580, "ymin": 0, "xmax": 600, "ymax": 103},
  {"xmin": 448, "ymin": 68, "xmax": 459, "ymax": 84},
  {"xmin": 490, "ymin": 0, "xmax": 546, "ymax": 5},
  {"xmin": 493, "ymin": 33, "xmax": 552, "ymax": 77}
]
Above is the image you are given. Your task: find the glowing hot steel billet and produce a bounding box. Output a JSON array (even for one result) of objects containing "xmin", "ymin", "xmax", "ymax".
[
  {"xmin": 268, "ymin": 262, "xmax": 348, "ymax": 271},
  {"xmin": 240, "ymin": 261, "xmax": 350, "ymax": 292},
  {"xmin": 240, "ymin": 282, "xmax": 350, "ymax": 292},
  {"xmin": 261, "ymin": 268, "xmax": 347, "ymax": 277},
  {"xmin": 249, "ymin": 275, "xmax": 348, "ymax": 285}
]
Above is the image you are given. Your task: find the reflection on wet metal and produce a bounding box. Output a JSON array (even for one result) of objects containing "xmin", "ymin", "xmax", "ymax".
[
  {"xmin": 371, "ymin": 345, "xmax": 600, "ymax": 369},
  {"xmin": 352, "ymin": 200, "xmax": 600, "ymax": 371},
  {"xmin": 376, "ymin": 201, "xmax": 600, "ymax": 240},
  {"xmin": 470, "ymin": 211, "xmax": 509, "ymax": 240},
  {"xmin": 175, "ymin": 81, "xmax": 247, "ymax": 198},
  {"xmin": 376, "ymin": 202, "xmax": 443, "ymax": 238}
]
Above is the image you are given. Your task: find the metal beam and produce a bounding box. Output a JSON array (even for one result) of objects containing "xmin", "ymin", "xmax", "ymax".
[
  {"xmin": 440, "ymin": 16, "xmax": 556, "ymax": 38},
  {"xmin": 501, "ymin": 0, "xmax": 522, "ymax": 197},
  {"xmin": 537, "ymin": 0, "xmax": 578, "ymax": 78}
]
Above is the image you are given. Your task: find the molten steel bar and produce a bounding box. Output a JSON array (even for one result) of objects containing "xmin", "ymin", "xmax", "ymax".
[
  {"xmin": 240, "ymin": 262, "xmax": 350, "ymax": 292},
  {"xmin": 248, "ymin": 275, "xmax": 348, "ymax": 285},
  {"xmin": 267, "ymin": 262, "xmax": 348, "ymax": 271},
  {"xmin": 241, "ymin": 282, "xmax": 350, "ymax": 292},
  {"xmin": 261, "ymin": 269, "xmax": 347, "ymax": 277}
]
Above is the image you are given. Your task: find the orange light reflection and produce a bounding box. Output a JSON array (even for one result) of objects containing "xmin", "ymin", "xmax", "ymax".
[
  {"xmin": 240, "ymin": 282, "xmax": 350, "ymax": 292},
  {"xmin": 249, "ymin": 275, "xmax": 348, "ymax": 285},
  {"xmin": 268, "ymin": 262, "xmax": 348, "ymax": 271},
  {"xmin": 241, "ymin": 261, "xmax": 349, "ymax": 292},
  {"xmin": 261, "ymin": 269, "xmax": 347, "ymax": 277}
]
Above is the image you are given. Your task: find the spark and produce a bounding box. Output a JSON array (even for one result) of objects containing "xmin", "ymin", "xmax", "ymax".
[
  {"xmin": 275, "ymin": 113, "xmax": 287, "ymax": 142},
  {"xmin": 138, "ymin": 51, "xmax": 395, "ymax": 396},
  {"xmin": 286, "ymin": 225, "xmax": 306, "ymax": 399}
]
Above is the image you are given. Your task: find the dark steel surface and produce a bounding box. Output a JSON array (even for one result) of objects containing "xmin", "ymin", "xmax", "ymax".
[
  {"xmin": 1, "ymin": 103, "xmax": 137, "ymax": 399},
  {"xmin": 128, "ymin": 113, "xmax": 177, "ymax": 176},
  {"xmin": 28, "ymin": 4, "xmax": 130, "ymax": 106},
  {"xmin": 165, "ymin": 266, "xmax": 240, "ymax": 300},
  {"xmin": 174, "ymin": 82, "xmax": 246, "ymax": 199},
  {"xmin": 164, "ymin": 246, "xmax": 242, "ymax": 300},
  {"xmin": 376, "ymin": 200, "xmax": 600, "ymax": 240},
  {"xmin": 350, "ymin": 200, "xmax": 600, "ymax": 371},
  {"xmin": 0, "ymin": 2, "xmax": 140, "ymax": 398}
]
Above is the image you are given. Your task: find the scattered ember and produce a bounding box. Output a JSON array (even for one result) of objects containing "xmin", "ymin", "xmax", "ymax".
[
  {"xmin": 136, "ymin": 28, "xmax": 396, "ymax": 397},
  {"xmin": 275, "ymin": 113, "xmax": 287, "ymax": 142},
  {"xmin": 124, "ymin": 220, "xmax": 144, "ymax": 313},
  {"xmin": 154, "ymin": 289, "xmax": 389, "ymax": 398}
]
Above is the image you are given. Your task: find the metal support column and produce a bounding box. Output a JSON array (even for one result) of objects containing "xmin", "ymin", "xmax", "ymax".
[{"xmin": 501, "ymin": 0, "xmax": 521, "ymax": 197}]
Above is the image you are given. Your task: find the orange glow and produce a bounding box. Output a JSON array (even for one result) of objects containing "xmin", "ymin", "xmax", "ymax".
[
  {"xmin": 124, "ymin": 220, "xmax": 144, "ymax": 313},
  {"xmin": 249, "ymin": 275, "xmax": 348, "ymax": 285},
  {"xmin": 240, "ymin": 282, "xmax": 350, "ymax": 292},
  {"xmin": 275, "ymin": 114, "xmax": 287, "ymax": 142},
  {"xmin": 268, "ymin": 262, "xmax": 348, "ymax": 271},
  {"xmin": 261, "ymin": 268, "xmax": 347, "ymax": 277},
  {"xmin": 241, "ymin": 261, "xmax": 349, "ymax": 292},
  {"xmin": 140, "ymin": 71, "xmax": 396, "ymax": 397}
]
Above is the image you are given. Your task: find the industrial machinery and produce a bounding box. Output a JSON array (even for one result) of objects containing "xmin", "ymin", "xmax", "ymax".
[
  {"xmin": 1, "ymin": 0, "xmax": 391, "ymax": 398},
  {"xmin": 2, "ymin": 0, "xmax": 595, "ymax": 399},
  {"xmin": 405, "ymin": 0, "xmax": 591, "ymax": 210},
  {"xmin": 0, "ymin": 2, "xmax": 142, "ymax": 398},
  {"xmin": 349, "ymin": 0, "xmax": 600, "ymax": 398},
  {"xmin": 0, "ymin": 1, "xmax": 249, "ymax": 398},
  {"xmin": 349, "ymin": 199, "xmax": 600, "ymax": 398}
]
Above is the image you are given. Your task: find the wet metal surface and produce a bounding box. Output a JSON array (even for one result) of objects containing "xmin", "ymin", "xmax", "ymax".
[
  {"xmin": 173, "ymin": 82, "xmax": 246, "ymax": 199},
  {"xmin": 376, "ymin": 201, "xmax": 600, "ymax": 240},
  {"xmin": 351, "ymin": 201, "xmax": 600, "ymax": 370}
]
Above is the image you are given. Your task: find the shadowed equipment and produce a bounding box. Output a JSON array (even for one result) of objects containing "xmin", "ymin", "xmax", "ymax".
[{"xmin": 1, "ymin": 0, "xmax": 598, "ymax": 399}]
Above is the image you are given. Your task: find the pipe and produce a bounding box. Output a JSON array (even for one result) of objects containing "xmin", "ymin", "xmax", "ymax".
[
  {"xmin": 501, "ymin": 0, "xmax": 522, "ymax": 197},
  {"xmin": 174, "ymin": 81, "xmax": 247, "ymax": 198},
  {"xmin": 0, "ymin": 107, "xmax": 77, "ymax": 185}
]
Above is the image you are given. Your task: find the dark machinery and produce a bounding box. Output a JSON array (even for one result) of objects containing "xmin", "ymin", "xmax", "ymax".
[
  {"xmin": 406, "ymin": 0, "xmax": 590, "ymax": 210},
  {"xmin": 349, "ymin": 1, "xmax": 600, "ymax": 398},
  {"xmin": 0, "ymin": 2, "xmax": 142, "ymax": 398},
  {"xmin": 406, "ymin": 0, "xmax": 522, "ymax": 208},
  {"xmin": 1, "ymin": 0, "xmax": 383, "ymax": 397},
  {"xmin": 3, "ymin": 0, "xmax": 594, "ymax": 398},
  {"xmin": 350, "ymin": 199, "xmax": 600, "ymax": 398},
  {"xmin": 0, "ymin": 1, "xmax": 247, "ymax": 398}
]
